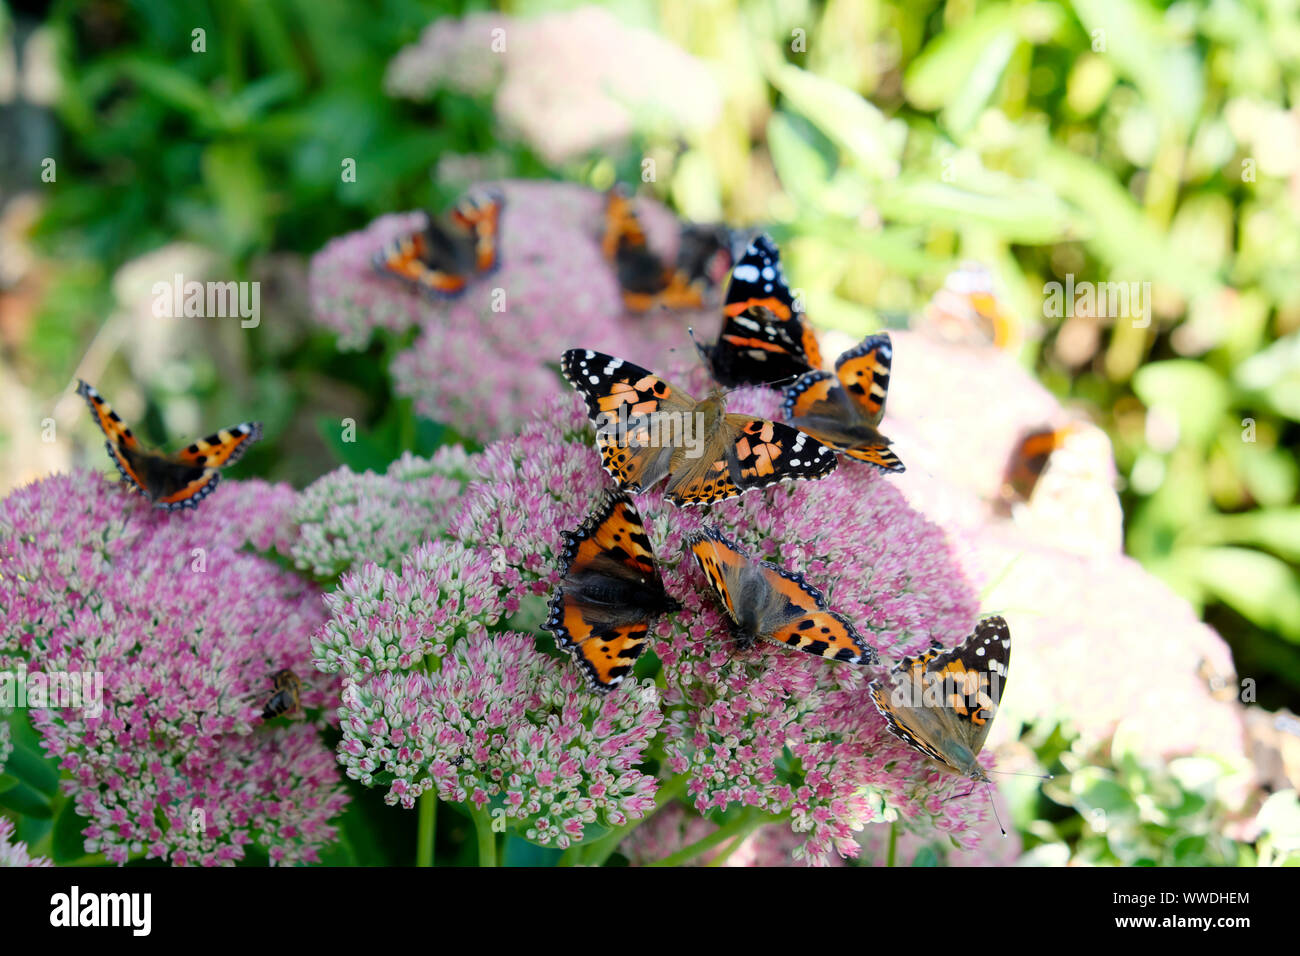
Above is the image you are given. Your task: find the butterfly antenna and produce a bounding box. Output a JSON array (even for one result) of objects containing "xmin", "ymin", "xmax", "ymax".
[
  {"xmin": 987, "ymin": 769, "xmax": 1055, "ymax": 780},
  {"xmin": 985, "ymin": 783, "xmax": 1006, "ymax": 837}
]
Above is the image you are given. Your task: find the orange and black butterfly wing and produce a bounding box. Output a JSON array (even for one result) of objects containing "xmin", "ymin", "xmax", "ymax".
[
  {"xmin": 700, "ymin": 305, "xmax": 821, "ymax": 388},
  {"xmin": 781, "ymin": 336, "xmax": 905, "ymax": 473},
  {"xmin": 702, "ymin": 235, "xmax": 820, "ymax": 386},
  {"xmin": 688, "ymin": 525, "xmax": 874, "ymax": 664},
  {"xmin": 601, "ymin": 185, "xmax": 647, "ymax": 262},
  {"xmin": 173, "ymin": 422, "xmax": 263, "ymax": 470},
  {"xmin": 544, "ymin": 490, "xmax": 679, "ymax": 692},
  {"xmin": 446, "ymin": 188, "xmax": 504, "ymax": 274},
  {"xmin": 145, "ymin": 420, "xmax": 263, "ymax": 510},
  {"xmin": 77, "ymin": 379, "xmax": 155, "ymax": 500},
  {"xmin": 834, "ymin": 333, "xmax": 893, "ymax": 427},
  {"xmin": 723, "ymin": 234, "xmax": 796, "ymax": 319},
  {"xmin": 918, "ymin": 264, "xmax": 1018, "ymax": 348},
  {"xmin": 561, "ymin": 349, "xmax": 695, "ymax": 493},
  {"xmin": 373, "ymin": 189, "xmax": 503, "ymax": 298},
  {"xmin": 1003, "ymin": 426, "xmax": 1068, "ymax": 501},
  {"xmin": 869, "ymin": 616, "xmax": 1010, "ymax": 776},
  {"xmin": 752, "ymin": 560, "xmax": 875, "ymax": 664},
  {"xmin": 920, "ymin": 615, "xmax": 1010, "ymax": 756}
]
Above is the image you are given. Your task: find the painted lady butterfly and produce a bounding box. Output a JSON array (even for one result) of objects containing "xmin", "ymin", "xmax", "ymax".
[
  {"xmin": 869, "ymin": 616, "xmax": 1011, "ymax": 783},
  {"xmin": 372, "ymin": 188, "xmax": 504, "ymax": 298},
  {"xmin": 694, "ymin": 234, "xmax": 823, "ymax": 387},
  {"xmin": 561, "ymin": 349, "xmax": 838, "ymax": 506},
  {"xmin": 602, "ymin": 185, "xmax": 732, "ymax": 312},
  {"xmin": 781, "ymin": 332, "xmax": 904, "ymax": 472},
  {"xmin": 76, "ymin": 380, "xmax": 262, "ymax": 511},
  {"xmin": 687, "ymin": 525, "xmax": 876, "ymax": 664},
  {"xmin": 1000, "ymin": 425, "xmax": 1074, "ymax": 503},
  {"xmin": 915, "ymin": 263, "xmax": 1020, "ymax": 350},
  {"xmin": 543, "ymin": 490, "xmax": 680, "ymax": 692}
]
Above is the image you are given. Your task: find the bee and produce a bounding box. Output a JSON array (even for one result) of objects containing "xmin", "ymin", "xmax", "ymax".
[{"xmin": 261, "ymin": 669, "xmax": 302, "ymax": 720}]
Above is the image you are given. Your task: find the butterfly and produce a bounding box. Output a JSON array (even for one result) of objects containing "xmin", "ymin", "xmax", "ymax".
[
  {"xmin": 372, "ymin": 188, "xmax": 504, "ymax": 298},
  {"xmin": 914, "ymin": 264, "xmax": 1019, "ymax": 349},
  {"xmin": 543, "ymin": 490, "xmax": 680, "ymax": 692},
  {"xmin": 601, "ymin": 186, "xmax": 731, "ymax": 312},
  {"xmin": 780, "ymin": 332, "xmax": 904, "ymax": 473},
  {"xmin": 262, "ymin": 669, "xmax": 302, "ymax": 719},
  {"xmin": 687, "ymin": 525, "xmax": 876, "ymax": 664},
  {"xmin": 694, "ymin": 234, "xmax": 823, "ymax": 387},
  {"xmin": 76, "ymin": 380, "xmax": 262, "ymax": 511},
  {"xmin": 869, "ymin": 616, "xmax": 1011, "ymax": 783},
  {"xmin": 1000, "ymin": 425, "xmax": 1074, "ymax": 502},
  {"xmin": 561, "ymin": 349, "xmax": 838, "ymax": 506}
]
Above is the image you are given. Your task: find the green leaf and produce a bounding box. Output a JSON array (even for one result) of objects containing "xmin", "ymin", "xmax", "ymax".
[
  {"xmin": 910, "ymin": 845, "xmax": 939, "ymax": 867},
  {"xmin": 1192, "ymin": 508, "xmax": 1300, "ymax": 563},
  {"xmin": 503, "ymin": 834, "xmax": 564, "ymax": 867},
  {"xmin": 0, "ymin": 780, "xmax": 54, "ymax": 818},
  {"xmin": 1071, "ymin": 0, "xmax": 1204, "ymax": 126},
  {"xmin": 52, "ymin": 797, "xmax": 91, "ymax": 864},
  {"xmin": 1132, "ymin": 361, "xmax": 1231, "ymax": 449},
  {"xmin": 3, "ymin": 740, "xmax": 59, "ymax": 796},
  {"xmin": 765, "ymin": 58, "xmax": 906, "ymax": 181},
  {"xmin": 1182, "ymin": 547, "xmax": 1300, "ymax": 642},
  {"xmin": 874, "ymin": 177, "xmax": 1077, "ymax": 244}
]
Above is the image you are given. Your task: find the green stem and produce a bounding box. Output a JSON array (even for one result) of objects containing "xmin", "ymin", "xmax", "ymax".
[
  {"xmin": 416, "ymin": 790, "xmax": 437, "ymax": 867},
  {"xmin": 887, "ymin": 819, "xmax": 898, "ymax": 868},
  {"xmin": 471, "ymin": 806, "xmax": 497, "ymax": 867},
  {"xmin": 705, "ymin": 812, "xmax": 768, "ymax": 867},
  {"xmin": 560, "ymin": 771, "xmax": 690, "ymax": 867},
  {"xmin": 647, "ymin": 807, "xmax": 768, "ymax": 867}
]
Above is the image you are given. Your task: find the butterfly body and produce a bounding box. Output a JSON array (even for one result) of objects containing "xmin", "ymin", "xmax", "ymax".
[
  {"xmin": 262, "ymin": 669, "xmax": 302, "ymax": 720},
  {"xmin": 544, "ymin": 491, "xmax": 680, "ymax": 692},
  {"xmin": 602, "ymin": 186, "xmax": 729, "ymax": 313},
  {"xmin": 869, "ymin": 616, "xmax": 1011, "ymax": 782},
  {"xmin": 782, "ymin": 333, "xmax": 904, "ymax": 473},
  {"xmin": 688, "ymin": 526, "xmax": 876, "ymax": 665},
  {"xmin": 76, "ymin": 380, "xmax": 262, "ymax": 511},
  {"xmin": 373, "ymin": 188, "xmax": 504, "ymax": 298},
  {"xmin": 916, "ymin": 264, "xmax": 1019, "ymax": 349},
  {"xmin": 561, "ymin": 349, "xmax": 838, "ymax": 506}
]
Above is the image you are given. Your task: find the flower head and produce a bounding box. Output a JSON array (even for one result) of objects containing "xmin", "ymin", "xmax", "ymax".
[
  {"xmin": 0, "ymin": 471, "xmax": 348, "ymax": 865},
  {"xmin": 387, "ymin": 9, "xmax": 722, "ymax": 164}
]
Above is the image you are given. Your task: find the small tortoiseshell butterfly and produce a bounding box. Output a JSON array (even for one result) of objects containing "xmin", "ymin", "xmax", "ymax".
[
  {"xmin": 602, "ymin": 186, "xmax": 732, "ymax": 313},
  {"xmin": 262, "ymin": 669, "xmax": 301, "ymax": 719},
  {"xmin": 372, "ymin": 188, "xmax": 504, "ymax": 298},
  {"xmin": 1000, "ymin": 425, "xmax": 1074, "ymax": 502},
  {"xmin": 781, "ymin": 332, "xmax": 904, "ymax": 473},
  {"xmin": 76, "ymin": 380, "xmax": 262, "ymax": 511},
  {"xmin": 695, "ymin": 234, "xmax": 822, "ymax": 387},
  {"xmin": 869, "ymin": 616, "xmax": 1011, "ymax": 783},
  {"xmin": 561, "ymin": 349, "xmax": 838, "ymax": 506},
  {"xmin": 687, "ymin": 525, "xmax": 876, "ymax": 664},
  {"xmin": 543, "ymin": 490, "xmax": 680, "ymax": 692},
  {"xmin": 915, "ymin": 264, "xmax": 1019, "ymax": 350}
]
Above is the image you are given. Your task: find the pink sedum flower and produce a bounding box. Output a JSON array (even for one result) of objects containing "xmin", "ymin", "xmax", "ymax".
[
  {"xmin": 0, "ymin": 471, "xmax": 348, "ymax": 866},
  {"xmin": 336, "ymin": 629, "xmax": 661, "ymax": 848}
]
